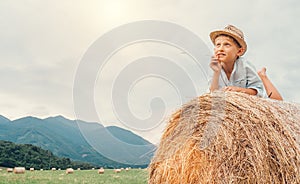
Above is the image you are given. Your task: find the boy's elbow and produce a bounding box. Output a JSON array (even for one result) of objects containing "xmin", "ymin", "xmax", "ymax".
[
  {"xmin": 251, "ymin": 88, "xmax": 258, "ymax": 95},
  {"xmin": 209, "ymin": 86, "xmax": 218, "ymax": 92}
]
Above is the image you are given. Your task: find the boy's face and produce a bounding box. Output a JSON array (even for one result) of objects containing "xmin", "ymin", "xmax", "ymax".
[{"xmin": 214, "ymin": 35, "xmax": 244, "ymax": 64}]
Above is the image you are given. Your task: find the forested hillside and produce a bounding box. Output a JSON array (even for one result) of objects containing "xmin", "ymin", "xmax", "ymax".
[{"xmin": 0, "ymin": 140, "xmax": 94, "ymax": 169}]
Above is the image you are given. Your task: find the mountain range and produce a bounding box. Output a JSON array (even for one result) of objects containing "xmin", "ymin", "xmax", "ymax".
[{"xmin": 0, "ymin": 115, "xmax": 156, "ymax": 168}]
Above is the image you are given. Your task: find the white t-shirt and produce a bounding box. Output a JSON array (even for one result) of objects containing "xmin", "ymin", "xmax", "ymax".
[{"xmin": 208, "ymin": 57, "xmax": 266, "ymax": 97}]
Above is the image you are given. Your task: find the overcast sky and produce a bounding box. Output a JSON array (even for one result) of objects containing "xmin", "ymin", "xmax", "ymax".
[{"xmin": 1, "ymin": 0, "xmax": 299, "ymax": 144}]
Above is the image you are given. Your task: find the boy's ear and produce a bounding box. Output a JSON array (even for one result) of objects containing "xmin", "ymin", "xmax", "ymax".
[{"xmin": 237, "ymin": 48, "xmax": 244, "ymax": 56}]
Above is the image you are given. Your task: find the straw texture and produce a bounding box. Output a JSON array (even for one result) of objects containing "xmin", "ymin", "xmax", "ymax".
[{"xmin": 148, "ymin": 91, "xmax": 300, "ymax": 184}]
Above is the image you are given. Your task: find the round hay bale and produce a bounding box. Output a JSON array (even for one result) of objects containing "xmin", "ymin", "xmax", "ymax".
[
  {"xmin": 7, "ymin": 168, "xmax": 13, "ymax": 173},
  {"xmin": 114, "ymin": 169, "xmax": 121, "ymax": 173},
  {"xmin": 66, "ymin": 168, "xmax": 74, "ymax": 174},
  {"xmin": 98, "ymin": 167, "xmax": 105, "ymax": 174},
  {"xmin": 13, "ymin": 167, "xmax": 25, "ymax": 174},
  {"xmin": 149, "ymin": 91, "xmax": 300, "ymax": 184},
  {"xmin": 30, "ymin": 168, "xmax": 34, "ymax": 171},
  {"xmin": 51, "ymin": 168, "xmax": 56, "ymax": 171}
]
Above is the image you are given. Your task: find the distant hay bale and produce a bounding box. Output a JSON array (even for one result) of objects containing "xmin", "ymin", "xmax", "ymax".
[
  {"xmin": 30, "ymin": 168, "xmax": 34, "ymax": 171},
  {"xmin": 77, "ymin": 168, "xmax": 81, "ymax": 171},
  {"xmin": 66, "ymin": 168, "xmax": 74, "ymax": 174},
  {"xmin": 125, "ymin": 167, "xmax": 129, "ymax": 171},
  {"xmin": 149, "ymin": 91, "xmax": 300, "ymax": 184},
  {"xmin": 13, "ymin": 167, "xmax": 25, "ymax": 174},
  {"xmin": 98, "ymin": 167, "xmax": 105, "ymax": 174},
  {"xmin": 51, "ymin": 168, "xmax": 56, "ymax": 171},
  {"xmin": 7, "ymin": 168, "xmax": 13, "ymax": 173},
  {"xmin": 114, "ymin": 169, "xmax": 121, "ymax": 173}
]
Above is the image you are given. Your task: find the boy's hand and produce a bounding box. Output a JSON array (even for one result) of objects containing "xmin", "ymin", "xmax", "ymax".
[
  {"xmin": 222, "ymin": 86, "xmax": 242, "ymax": 92},
  {"xmin": 210, "ymin": 56, "xmax": 222, "ymax": 72}
]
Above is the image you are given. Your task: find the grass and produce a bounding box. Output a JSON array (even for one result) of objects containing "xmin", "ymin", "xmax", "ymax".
[{"xmin": 0, "ymin": 168, "xmax": 148, "ymax": 184}]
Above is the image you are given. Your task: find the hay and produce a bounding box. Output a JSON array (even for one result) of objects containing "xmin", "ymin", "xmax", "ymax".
[
  {"xmin": 114, "ymin": 169, "xmax": 121, "ymax": 173},
  {"xmin": 13, "ymin": 167, "xmax": 25, "ymax": 174},
  {"xmin": 66, "ymin": 168, "xmax": 74, "ymax": 174},
  {"xmin": 148, "ymin": 91, "xmax": 300, "ymax": 184},
  {"xmin": 98, "ymin": 167, "xmax": 105, "ymax": 174}
]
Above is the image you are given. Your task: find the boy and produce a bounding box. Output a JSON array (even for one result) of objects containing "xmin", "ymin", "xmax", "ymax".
[{"xmin": 209, "ymin": 25, "xmax": 265, "ymax": 97}]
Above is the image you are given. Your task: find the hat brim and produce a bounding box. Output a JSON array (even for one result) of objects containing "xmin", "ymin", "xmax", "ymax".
[{"xmin": 210, "ymin": 30, "xmax": 247, "ymax": 56}]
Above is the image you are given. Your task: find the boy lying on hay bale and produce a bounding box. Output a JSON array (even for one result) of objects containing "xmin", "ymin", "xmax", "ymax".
[{"xmin": 148, "ymin": 91, "xmax": 300, "ymax": 184}]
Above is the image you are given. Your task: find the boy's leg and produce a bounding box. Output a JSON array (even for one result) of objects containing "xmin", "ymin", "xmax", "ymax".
[{"xmin": 258, "ymin": 67, "xmax": 283, "ymax": 100}]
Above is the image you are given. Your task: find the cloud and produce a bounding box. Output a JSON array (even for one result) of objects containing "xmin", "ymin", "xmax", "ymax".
[{"xmin": 0, "ymin": 0, "xmax": 299, "ymax": 144}]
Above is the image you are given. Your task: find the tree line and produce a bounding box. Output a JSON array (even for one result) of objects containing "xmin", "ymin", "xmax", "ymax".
[{"xmin": 0, "ymin": 140, "xmax": 95, "ymax": 170}]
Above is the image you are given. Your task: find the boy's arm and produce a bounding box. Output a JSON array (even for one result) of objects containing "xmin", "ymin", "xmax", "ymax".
[
  {"xmin": 222, "ymin": 86, "xmax": 257, "ymax": 95},
  {"xmin": 210, "ymin": 71, "xmax": 221, "ymax": 92},
  {"xmin": 209, "ymin": 57, "xmax": 222, "ymax": 92}
]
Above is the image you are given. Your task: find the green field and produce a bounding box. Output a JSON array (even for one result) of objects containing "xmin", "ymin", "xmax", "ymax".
[{"xmin": 0, "ymin": 169, "xmax": 148, "ymax": 184}]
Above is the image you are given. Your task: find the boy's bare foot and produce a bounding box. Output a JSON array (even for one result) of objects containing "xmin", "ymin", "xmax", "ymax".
[{"xmin": 258, "ymin": 67, "xmax": 267, "ymax": 78}]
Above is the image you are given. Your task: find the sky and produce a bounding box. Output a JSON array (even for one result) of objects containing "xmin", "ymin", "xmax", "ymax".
[{"xmin": 1, "ymin": 0, "xmax": 299, "ymax": 144}]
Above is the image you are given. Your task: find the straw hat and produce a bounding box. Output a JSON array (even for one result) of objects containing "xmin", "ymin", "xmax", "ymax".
[{"xmin": 210, "ymin": 25, "xmax": 247, "ymax": 55}]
